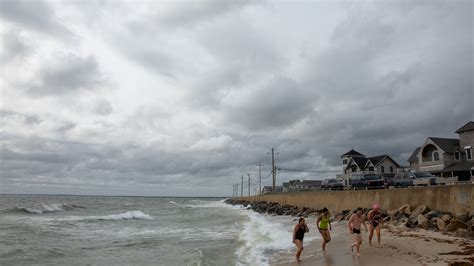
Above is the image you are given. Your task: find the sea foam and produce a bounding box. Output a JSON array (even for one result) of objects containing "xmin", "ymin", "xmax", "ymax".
[{"xmin": 96, "ymin": 211, "xmax": 153, "ymax": 221}]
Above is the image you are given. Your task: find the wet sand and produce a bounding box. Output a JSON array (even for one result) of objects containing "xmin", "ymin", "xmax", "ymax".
[{"xmin": 273, "ymin": 221, "xmax": 474, "ymax": 266}]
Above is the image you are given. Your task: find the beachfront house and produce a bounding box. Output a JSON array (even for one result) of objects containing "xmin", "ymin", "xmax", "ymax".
[
  {"xmin": 407, "ymin": 121, "xmax": 474, "ymax": 181},
  {"xmin": 339, "ymin": 149, "xmax": 402, "ymax": 179},
  {"xmin": 288, "ymin": 179, "xmax": 304, "ymax": 191}
]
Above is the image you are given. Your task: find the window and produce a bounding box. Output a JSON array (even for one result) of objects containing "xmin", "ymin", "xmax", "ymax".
[
  {"xmin": 467, "ymin": 148, "xmax": 472, "ymax": 160},
  {"xmin": 343, "ymin": 159, "xmax": 348, "ymax": 165},
  {"xmin": 455, "ymin": 151, "xmax": 461, "ymax": 160},
  {"xmin": 351, "ymin": 165, "xmax": 357, "ymax": 172},
  {"xmin": 381, "ymin": 166, "xmax": 385, "ymax": 173},
  {"xmin": 390, "ymin": 166, "xmax": 394, "ymax": 173},
  {"xmin": 433, "ymin": 151, "xmax": 439, "ymax": 161},
  {"xmin": 368, "ymin": 166, "xmax": 374, "ymax": 172}
]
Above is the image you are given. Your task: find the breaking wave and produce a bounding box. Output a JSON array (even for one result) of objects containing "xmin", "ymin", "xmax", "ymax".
[
  {"xmin": 6, "ymin": 204, "xmax": 84, "ymax": 214},
  {"xmin": 93, "ymin": 211, "xmax": 153, "ymax": 221}
]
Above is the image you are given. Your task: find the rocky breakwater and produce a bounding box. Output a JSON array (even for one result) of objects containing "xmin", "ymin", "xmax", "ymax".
[
  {"xmin": 225, "ymin": 198, "xmax": 474, "ymax": 240},
  {"xmin": 224, "ymin": 198, "xmax": 319, "ymax": 217},
  {"xmin": 382, "ymin": 204, "xmax": 474, "ymax": 239}
]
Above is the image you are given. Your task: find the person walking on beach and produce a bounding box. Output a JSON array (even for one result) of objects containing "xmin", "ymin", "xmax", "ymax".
[
  {"xmin": 368, "ymin": 204, "xmax": 383, "ymax": 246},
  {"xmin": 317, "ymin": 207, "xmax": 331, "ymax": 252},
  {"xmin": 293, "ymin": 217, "xmax": 309, "ymax": 262},
  {"xmin": 348, "ymin": 207, "xmax": 368, "ymax": 256}
]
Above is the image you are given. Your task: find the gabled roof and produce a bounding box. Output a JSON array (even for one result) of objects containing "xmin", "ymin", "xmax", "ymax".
[
  {"xmin": 408, "ymin": 147, "xmax": 421, "ymax": 162},
  {"xmin": 350, "ymin": 157, "xmax": 369, "ymax": 169},
  {"xmin": 366, "ymin": 155, "xmax": 387, "ymax": 166},
  {"xmin": 365, "ymin": 155, "xmax": 401, "ymax": 167},
  {"xmin": 455, "ymin": 121, "xmax": 474, "ymax": 134},
  {"xmin": 429, "ymin": 137, "xmax": 460, "ymax": 153},
  {"xmin": 289, "ymin": 179, "xmax": 302, "ymax": 186},
  {"xmin": 341, "ymin": 149, "xmax": 365, "ymax": 158}
]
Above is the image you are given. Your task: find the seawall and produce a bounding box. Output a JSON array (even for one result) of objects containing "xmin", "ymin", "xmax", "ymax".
[{"xmin": 238, "ymin": 184, "xmax": 473, "ymax": 215}]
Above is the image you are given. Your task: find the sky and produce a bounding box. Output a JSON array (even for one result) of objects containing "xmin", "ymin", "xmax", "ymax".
[{"xmin": 0, "ymin": 0, "xmax": 472, "ymax": 197}]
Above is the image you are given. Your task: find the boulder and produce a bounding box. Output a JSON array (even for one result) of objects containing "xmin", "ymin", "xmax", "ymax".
[
  {"xmin": 387, "ymin": 209, "xmax": 399, "ymax": 216},
  {"xmin": 437, "ymin": 219, "xmax": 446, "ymax": 231},
  {"xmin": 411, "ymin": 205, "xmax": 430, "ymax": 218},
  {"xmin": 469, "ymin": 210, "xmax": 474, "ymax": 220},
  {"xmin": 418, "ymin": 214, "xmax": 430, "ymax": 229},
  {"xmin": 406, "ymin": 217, "xmax": 418, "ymax": 228},
  {"xmin": 441, "ymin": 214, "xmax": 452, "ymax": 223},
  {"xmin": 467, "ymin": 220, "xmax": 474, "ymax": 232},
  {"xmin": 398, "ymin": 204, "xmax": 411, "ymax": 215},
  {"xmin": 446, "ymin": 219, "xmax": 468, "ymax": 231},
  {"xmin": 425, "ymin": 211, "xmax": 441, "ymax": 220},
  {"xmin": 454, "ymin": 229, "xmax": 469, "ymax": 238},
  {"xmin": 455, "ymin": 212, "xmax": 469, "ymax": 223}
]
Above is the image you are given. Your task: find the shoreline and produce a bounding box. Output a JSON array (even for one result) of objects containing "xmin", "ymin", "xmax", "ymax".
[
  {"xmin": 272, "ymin": 221, "xmax": 474, "ymax": 266},
  {"xmin": 226, "ymin": 199, "xmax": 474, "ymax": 265}
]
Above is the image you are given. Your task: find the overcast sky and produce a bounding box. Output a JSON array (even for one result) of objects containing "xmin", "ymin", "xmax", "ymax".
[{"xmin": 0, "ymin": 0, "xmax": 472, "ymax": 197}]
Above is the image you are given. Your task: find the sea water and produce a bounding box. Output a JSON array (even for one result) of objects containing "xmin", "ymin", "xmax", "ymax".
[{"xmin": 0, "ymin": 195, "xmax": 316, "ymax": 265}]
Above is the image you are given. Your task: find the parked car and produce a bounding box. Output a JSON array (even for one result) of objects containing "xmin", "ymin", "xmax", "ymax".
[
  {"xmin": 348, "ymin": 175, "xmax": 368, "ymax": 190},
  {"xmin": 321, "ymin": 179, "xmax": 336, "ymax": 190},
  {"xmin": 349, "ymin": 174, "xmax": 385, "ymax": 190},
  {"xmin": 389, "ymin": 172, "xmax": 436, "ymax": 187},
  {"xmin": 412, "ymin": 172, "xmax": 437, "ymax": 186},
  {"xmin": 363, "ymin": 174, "xmax": 385, "ymax": 189},
  {"xmin": 388, "ymin": 172, "xmax": 413, "ymax": 188},
  {"xmin": 329, "ymin": 180, "xmax": 345, "ymax": 190}
]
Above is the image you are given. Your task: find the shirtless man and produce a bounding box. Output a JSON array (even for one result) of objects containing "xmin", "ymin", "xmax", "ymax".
[{"xmin": 348, "ymin": 207, "xmax": 368, "ymax": 256}]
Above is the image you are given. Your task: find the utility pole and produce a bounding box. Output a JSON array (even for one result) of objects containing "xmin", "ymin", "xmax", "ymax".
[
  {"xmin": 247, "ymin": 174, "xmax": 251, "ymax": 196},
  {"xmin": 241, "ymin": 175, "xmax": 244, "ymax": 197},
  {"xmin": 268, "ymin": 148, "xmax": 279, "ymax": 193},
  {"xmin": 257, "ymin": 164, "xmax": 264, "ymax": 195},
  {"xmin": 236, "ymin": 184, "xmax": 239, "ymax": 197}
]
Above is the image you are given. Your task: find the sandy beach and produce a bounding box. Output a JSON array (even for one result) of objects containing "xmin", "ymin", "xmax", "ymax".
[{"xmin": 273, "ymin": 221, "xmax": 474, "ymax": 266}]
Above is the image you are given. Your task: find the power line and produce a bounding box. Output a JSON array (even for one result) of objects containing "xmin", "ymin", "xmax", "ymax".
[{"xmin": 277, "ymin": 167, "xmax": 340, "ymax": 173}]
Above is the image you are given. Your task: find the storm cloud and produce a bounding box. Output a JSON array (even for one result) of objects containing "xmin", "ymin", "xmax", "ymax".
[{"xmin": 0, "ymin": 0, "xmax": 472, "ymax": 196}]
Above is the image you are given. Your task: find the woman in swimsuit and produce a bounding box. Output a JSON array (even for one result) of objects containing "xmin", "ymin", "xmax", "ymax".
[
  {"xmin": 292, "ymin": 217, "xmax": 309, "ymax": 262},
  {"xmin": 368, "ymin": 204, "xmax": 383, "ymax": 245},
  {"xmin": 317, "ymin": 207, "xmax": 331, "ymax": 252}
]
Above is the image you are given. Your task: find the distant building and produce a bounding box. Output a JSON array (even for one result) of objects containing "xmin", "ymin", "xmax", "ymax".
[
  {"xmin": 288, "ymin": 179, "xmax": 304, "ymax": 191},
  {"xmin": 301, "ymin": 180, "xmax": 322, "ymax": 191},
  {"xmin": 408, "ymin": 121, "xmax": 474, "ymax": 181},
  {"xmin": 282, "ymin": 182, "xmax": 290, "ymax": 192}
]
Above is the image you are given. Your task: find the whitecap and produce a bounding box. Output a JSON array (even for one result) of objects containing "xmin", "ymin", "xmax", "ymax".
[{"xmin": 96, "ymin": 210, "xmax": 153, "ymax": 221}]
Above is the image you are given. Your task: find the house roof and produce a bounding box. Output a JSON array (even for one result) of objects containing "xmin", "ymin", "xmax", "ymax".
[
  {"xmin": 455, "ymin": 121, "xmax": 474, "ymax": 134},
  {"xmin": 289, "ymin": 179, "xmax": 302, "ymax": 186},
  {"xmin": 282, "ymin": 182, "xmax": 290, "ymax": 188},
  {"xmin": 366, "ymin": 155, "xmax": 401, "ymax": 167},
  {"xmin": 442, "ymin": 161, "xmax": 474, "ymax": 172},
  {"xmin": 408, "ymin": 147, "xmax": 421, "ymax": 162},
  {"xmin": 341, "ymin": 149, "xmax": 365, "ymax": 158},
  {"xmin": 351, "ymin": 157, "xmax": 369, "ymax": 168},
  {"xmin": 429, "ymin": 137, "xmax": 460, "ymax": 153}
]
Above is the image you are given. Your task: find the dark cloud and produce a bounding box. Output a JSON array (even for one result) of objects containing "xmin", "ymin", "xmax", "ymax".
[
  {"xmin": 27, "ymin": 54, "xmax": 105, "ymax": 97},
  {"xmin": 0, "ymin": 0, "xmax": 73, "ymax": 38},
  {"xmin": 0, "ymin": 30, "xmax": 31, "ymax": 62}
]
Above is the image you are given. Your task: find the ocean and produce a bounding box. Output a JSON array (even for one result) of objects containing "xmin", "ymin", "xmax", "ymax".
[{"xmin": 0, "ymin": 195, "xmax": 316, "ymax": 265}]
